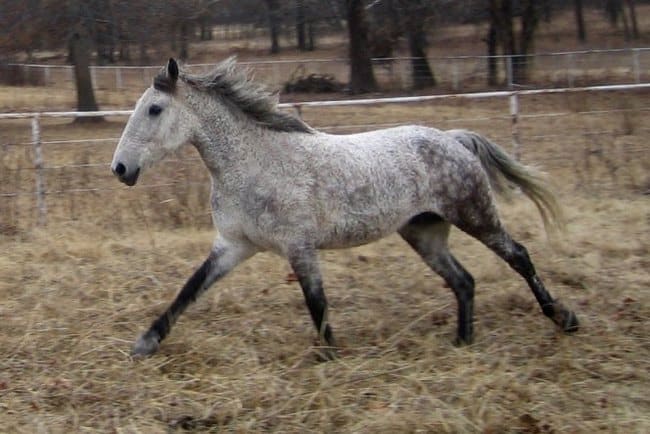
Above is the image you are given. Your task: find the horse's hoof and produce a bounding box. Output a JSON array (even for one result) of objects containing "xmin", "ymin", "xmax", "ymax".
[
  {"xmin": 454, "ymin": 336, "xmax": 474, "ymax": 347},
  {"xmin": 548, "ymin": 301, "xmax": 579, "ymax": 333},
  {"xmin": 131, "ymin": 331, "xmax": 160, "ymax": 357},
  {"xmin": 561, "ymin": 310, "xmax": 579, "ymax": 333},
  {"xmin": 314, "ymin": 345, "xmax": 338, "ymax": 362}
]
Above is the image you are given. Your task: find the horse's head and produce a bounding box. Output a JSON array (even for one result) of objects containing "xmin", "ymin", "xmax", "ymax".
[{"xmin": 111, "ymin": 58, "xmax": 195, "ymax": 186}]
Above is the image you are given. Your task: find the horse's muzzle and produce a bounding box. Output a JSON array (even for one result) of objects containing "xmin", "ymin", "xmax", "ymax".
[{"xmin": 112, "ymin": 162, "xmax": 140, "ymax": 186}]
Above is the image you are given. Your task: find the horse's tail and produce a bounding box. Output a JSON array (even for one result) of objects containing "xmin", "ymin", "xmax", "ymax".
[{"xmin": 446, "ymin": 129, "xmax": 565, "ymax": 232}]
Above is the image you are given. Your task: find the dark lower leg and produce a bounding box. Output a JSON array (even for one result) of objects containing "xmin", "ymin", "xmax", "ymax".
[
  {"xmin": 399, "ymin": 222, "xmax": 475, "ymax": 345},
  {"xmin": 288, "ymin": 249, "xmax": 336, "ymax": 349},
  {"xmin": 446, "ymin": 255, "xmax": 475, "ymax": 345},
  {"xmin": 133, "ymin": 241, "xmax": 250, "ymax": 356},
  {"xmin": 147, "ymin": 258, "xmax": 216, "ymax": 343},
  {"xmin": 491, "ymin": 235, "xmax": 578, "ymax": 332}
]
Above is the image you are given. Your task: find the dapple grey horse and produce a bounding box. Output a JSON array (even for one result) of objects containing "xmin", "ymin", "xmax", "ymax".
[{"xmin": 111, "ymin": 58, "xmax": 578, "ymax": 358}]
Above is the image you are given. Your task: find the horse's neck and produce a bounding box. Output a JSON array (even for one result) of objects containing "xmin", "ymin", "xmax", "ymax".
[{"xmin": 190, "ymin": 104, "xmax": 275, "ymax": 177}]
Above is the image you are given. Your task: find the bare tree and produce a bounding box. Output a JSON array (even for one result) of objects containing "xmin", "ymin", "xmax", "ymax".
[
  {"xmin": 489, "ymin": 0, "xmax": 540, "ymax": 85},
  {"xmin": 296, "ymin": 0, "xmax": 307, "ymax": 50},
  {"xmin": 624, "ymin": 0, "xmax": 640, "ymax": 40},
  {"xmin": 346, "ymin": 0, "xmax": 377, "ymax": 93},
  {"xmin": 69, "ymin": 32, "xmax": 102, "ymax": 121},
  {"xmin": 398, "ymin": 0, "xmax": 435, "ymax": 89},
  {"xmin": 574, "ymin": 0, "xmax": 586, "ymax": 42},
  {"xmin": 264, "ymin": 0, "xmax": 282, "ymax": 53}
]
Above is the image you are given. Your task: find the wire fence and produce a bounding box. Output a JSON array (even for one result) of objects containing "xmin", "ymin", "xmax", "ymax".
[
  {"xmin": 1, "ymin": 82, "xmax": 648, "ymax": 232},
  {"xmin": 2, "ymin": 48, "xmax": 649, "ymax": 94}
]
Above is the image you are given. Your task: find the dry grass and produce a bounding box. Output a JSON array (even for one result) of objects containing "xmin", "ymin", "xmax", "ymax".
[
  {"xmin": 0, "ymin": 194, "xmax": 648, "ymax": 433},
  {"xmin": 1, "ymin": 45, "xmax": 649, "ymax": 433}
]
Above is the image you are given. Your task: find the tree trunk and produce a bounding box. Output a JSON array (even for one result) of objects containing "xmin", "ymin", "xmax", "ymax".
[
  {"xmin": 179, "ymin": 21, "xmax": 189, "ymax": 61},
  {"xmin": 408, "ymin": 28, "xmax": 435, "ymax": 89},
  {"xmin": 307, "ymin": 21, "xmax": 315, "ymax": 51},
  {"xmin": 574, "ymin": 0, "xmax": 586, "ymax": 42},
  {"xmin": 515, "ymin": 0, "xmax": 538, "ymax": 83},
  {"xmin": 625, "ymin": 0, "xmax": 639, "ymax": 39},
  {"xmin": 493, "ymin": 0, "xmax": 517, "ymax": 85},
  {"xmin": 486, "ymin": 18, "xmax": 498, "ymax": 86},
  {"xmin": 346, "ymin": 0, "xmax": 377, "ymax": 94},
  {"xmin": 296, "ymin": 0, "xmax": 307, "ymax": 50},
  {"xmin": 69, "ymin": 33, "xmax": 102, "ymax": 122},
  {"xmin": 606, "ymin": 0, "xmax": 620, "ymax": 27},
  {"xmin": 620, "ymin": 2, "xmax": 631, "ymax": 40},
  {"xmin": 265, "ymin": 0, "xmax": 281, "ymax": 54}
]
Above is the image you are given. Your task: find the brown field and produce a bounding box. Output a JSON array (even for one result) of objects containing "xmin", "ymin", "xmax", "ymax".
[{"xmin": 1, "ymin": 11, "xmax": 650, "ymax": 431}]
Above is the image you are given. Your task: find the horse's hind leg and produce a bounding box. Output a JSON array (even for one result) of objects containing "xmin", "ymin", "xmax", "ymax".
[
  {"xmin": 399, "ymin": 213, "xmax": 476, "ymax": 345},
  {"xmin": 479, "ymin": 229, "xmax": 579, "ymax": 332},
  {"xmin": 452, "ymin": 197, "xmax": 579, "ymax": 334}
]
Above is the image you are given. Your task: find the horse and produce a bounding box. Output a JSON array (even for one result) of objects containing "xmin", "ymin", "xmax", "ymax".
[{"xmin": 111, "ymin": 57, "xmax": 578, "ymax": 358}]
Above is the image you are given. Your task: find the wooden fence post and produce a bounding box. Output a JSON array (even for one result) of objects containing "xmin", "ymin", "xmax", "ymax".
[
  {"xmin": 632, "ymin": 49, "xmax": 640, "ymax": 84},
  {"xmin": 31, "ymin": 115, "xmax": 47, "ymax": 226},
  {"xmin": 116, "ymin": 67, "xmax": 123, "ymax": 89},
  {"xmin": 506, "ymin": 56, "xmax": 513, "ymax": 89},
  {"xmin": 566, "ymin": 53, "xmax": 575, "ymax": 87},
  {"xmin": 509, "ymin": 92, "xmax": 520, "ymax": 160},
  {"xmin": 452, "ymin": 59, "xmax": 460, "ymax": 91}
]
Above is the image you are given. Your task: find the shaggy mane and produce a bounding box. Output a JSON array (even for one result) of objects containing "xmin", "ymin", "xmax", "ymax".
[{"xmin": 154, "ymin": 57, "xmax": 314, "ymax": 134}]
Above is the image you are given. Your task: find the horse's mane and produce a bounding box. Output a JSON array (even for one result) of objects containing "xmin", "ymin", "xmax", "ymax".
[{"xmin": 154, "ymin": 57, "xmax": 314, "ymax": 134}]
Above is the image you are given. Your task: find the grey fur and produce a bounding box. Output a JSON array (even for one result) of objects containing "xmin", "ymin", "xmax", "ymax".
[{"xmin": 112, "ymin": 58, "xmax": 577, "ymax": 356}]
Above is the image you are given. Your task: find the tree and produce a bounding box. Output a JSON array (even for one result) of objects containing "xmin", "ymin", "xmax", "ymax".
[
  {"xmin": 69, "ymin": 31, "xmax": 102, "ymax": 122},
  {"xmin": 574, "ymin": 0, "xmax": 586, "ymax": 42},
  {"xmin": 398, "ymin": 0, "xmax": 436, "ymax": 89},
  {"xmin": 488, "ymin": 0, "xmax": 540, "ymax": 85},
  {"xmin": 346, "ymin": 0, "xmax": 377, "ymax": 94},
  {"xmin": 625, "ymin": 0, "xmax": 640, "ymax": 40},
  {"xmin": 264, "ymin": 0, "xmax": 282, "ymax": 53},
  {"xmin": 296, "ymin": 0, "xmax": 307, "ymax": 50},
  {"xmin": 486, "ymin": 17, "xmax": 498, "ymax": 86}
]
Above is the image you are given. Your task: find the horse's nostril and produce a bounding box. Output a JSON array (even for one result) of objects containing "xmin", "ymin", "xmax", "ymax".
[{"xmin": 114, "ymin": 162, "xmax": 127, "ymax": 176}]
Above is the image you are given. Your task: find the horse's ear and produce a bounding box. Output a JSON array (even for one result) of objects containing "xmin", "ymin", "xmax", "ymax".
[{"xmin": 167, "ymin": 58, "xmax": 179, "ymax": 81}]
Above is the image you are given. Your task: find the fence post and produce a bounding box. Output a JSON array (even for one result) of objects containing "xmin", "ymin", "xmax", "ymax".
[
  {"xmin": 632, "ymin": 48, "xmax": 640, "ymax": 83},
  {"xmin": 566, "ymin": 53, "xmax": 575, "ymax": 87},
  {"xmin": 31, "ymin": 115, "xmax": 47, "ymax": 226},
  {"xmin": 509, "ymin": 92, "xmax": 520, "ymax": 160},
  {"xmin": 116, "ymin": 67, "xmax": 123, "ymax": 89},
  {"xmin": 452, "ymin": 59, "xmax": 459, "ymax": 91},
  {"xmin": 91, "ymin": 66, "xmax": 97, "ymax": 88},
  {"xmin": 506, "ymin": 56, "xmax": 513, "ymax": 89}
]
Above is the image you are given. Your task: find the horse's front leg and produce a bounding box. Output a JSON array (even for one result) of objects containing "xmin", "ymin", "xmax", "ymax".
[
  {"xmin": 288, "ymin": 247, "xmax": 337, "ymax": 359},
  {"xmin": 132, "ymin": 237, "xmax": 255, "ymax": 357}
]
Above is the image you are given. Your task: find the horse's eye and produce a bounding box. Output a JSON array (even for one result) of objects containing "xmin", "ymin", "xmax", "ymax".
[{"xmin": 149, "ymin": 104, "xmax": 163, "ymax": 116}]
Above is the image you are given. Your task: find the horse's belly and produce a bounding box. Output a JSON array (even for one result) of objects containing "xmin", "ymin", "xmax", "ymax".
[{"xmin": 316, "ymin": 211, "xmax": 411, "ymax": 249}]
